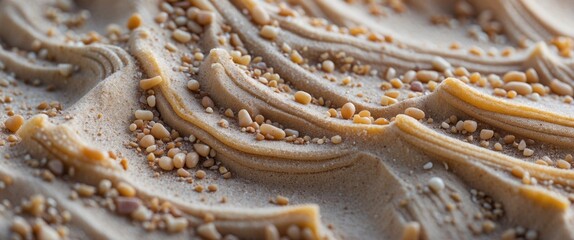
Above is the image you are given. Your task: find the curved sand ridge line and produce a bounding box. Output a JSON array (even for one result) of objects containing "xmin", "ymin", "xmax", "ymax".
[
  {"xmin": 300, "ymin": 0, "xmax": 574, "ymax": 79},
  {"xmin": 3, "ymin": 0, "xmax": 574, "ymax": 239},
  {"xmin": 0, "ymin": 0, "xmax": 133, "ymax": 107},
  {"xmin": 17, "ymin": 105, "xmax": 325, "ymax": 239},
  {"xmin": 133, "ymin": 13, "xmax": 574, "ymax": 233},
  {"xmin": 0, "ymin": 0, "xmax": 326, "ymax": 239},
  {"xmin": 130, "ymin": 31, "xmax": 359, "ymax": 171}
]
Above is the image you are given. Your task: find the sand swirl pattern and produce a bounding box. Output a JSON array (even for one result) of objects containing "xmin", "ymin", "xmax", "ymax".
[{"xmin": 2, "ymin": 0, "xmax": 574, "ymax": 239}]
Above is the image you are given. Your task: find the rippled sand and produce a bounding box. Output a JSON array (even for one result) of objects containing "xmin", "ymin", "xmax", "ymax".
[{"xmin": 2, "ymin": 0, "xmax": 574, "ymax": 239}]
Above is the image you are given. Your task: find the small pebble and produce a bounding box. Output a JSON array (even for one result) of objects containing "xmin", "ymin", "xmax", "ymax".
[
  {"xmin": 187, "ymin": 80, "xmax": 200, "ymax": 91},
  {"xmin": 238, "ymin": 109, "xmax": 253, "ymax": 127},
  {"xmin": 134, "ymin": 110, "xmax": 153, "ymax": 121},
  {"xmin": 550, "ymin": 79, "xmax": 573, "ymax": 96},
  {"xmin": 331, "ymin": 135, "xmax": 342, "ymax": 144},
  {"xmin": 4, "ymin": 115, "xmax": 24, "ymax": 133},
  {"xmin": 172, "ymin": 29, "xmax": 191, "ymax": 43},
  {"xmin": 463, "ymin": 120, "xmax": 477, "ymax": 133},
  {"xmin": 194, "ymin": 144, "xmax": 211, "ymax": 157},
  {"xmin": 275, "ymin": 195, "xmax": 289, "ymax": 206},
  {"xmin": 260, "ymin": 124, "xmax": 286, "ymax": 140},
  {"xmin": 294, "ymin": 91, "xmax": 312, "ymax": 105},
  {"xmin": 116, "ymin": 197, "xmax": 141, "ymax": 215},
  {"xmin": 260, "ymin": 25, "xmax": 279, "ymax": 40},
  {"xmin": 151, "ymin": 123, "xmax": 170, "ymax": 139},
  {"xmin": 428, "ymin": 177, "xmax": 445, "ymax": 192},
  {"xmin": 158, "ymin": 156, "xmax": 174, "ymax": 171},
  {"xmin": 341, "ymin": 103, "xmax": 356, "ymax": 119},
  {"xmin": 127, "ymin": 13, "xmax": 142, "ymax": 30},
  {"xmin": 117, "ymin": 182, "xmax": 136, "ymax": 197},
  {"xmin": 404, "ymin": 107, "xmax": 425, "ymax": 120},
  {"xmin": 479, "ymin": 129, "xmax": 494, "ymax": 140},
  {"xmin": 197, "ymin": 223, "xmax": 221, "ymax": 240}
]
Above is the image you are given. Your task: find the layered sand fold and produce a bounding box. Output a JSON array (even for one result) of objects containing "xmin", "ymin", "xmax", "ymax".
[{"xmin": 2, "ymin": 0, "xmax": 574, "ymax": 239}]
